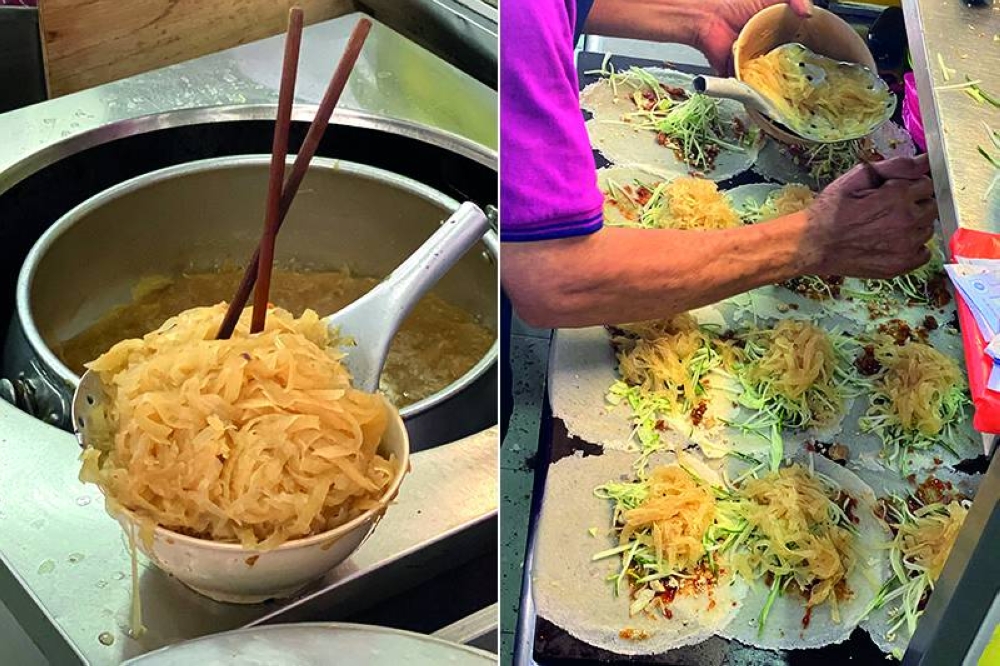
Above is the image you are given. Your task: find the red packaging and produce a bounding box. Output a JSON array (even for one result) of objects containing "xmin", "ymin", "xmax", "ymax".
[{"xmin": 949, "ymin": 228, "xmax": 1000, "ymax": 435}]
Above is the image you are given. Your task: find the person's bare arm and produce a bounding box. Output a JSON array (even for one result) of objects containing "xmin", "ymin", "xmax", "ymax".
[
  {"xmin": 584, "ymin": 0, "xmax": 813, "ymax": 72},
  {"xmin": 503, "ymin": 156, "xmax": 937, "ymax": 328},
  {"xmin": 583, "ymin": 0, "xmax": 708, "ymax": 44},
  {"xmin": 503, "ymin": 213, "xmax": 814, "ymax": 327}
]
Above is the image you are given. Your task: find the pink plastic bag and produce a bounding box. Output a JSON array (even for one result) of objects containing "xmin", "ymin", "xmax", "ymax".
[{"xmin": 903, "ymin": 72, "xmax": 926, "ymax": 152}]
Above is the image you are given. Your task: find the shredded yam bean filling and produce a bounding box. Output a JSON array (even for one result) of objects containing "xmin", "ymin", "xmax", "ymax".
[
  {"xmin": 899, "ymin": 501, "xmax": 967, "ymax": 581},
  {"xmin": 619, "ymin": 465, "xmax": 716, "ymax": 574},
  {"xmin": 79, "ymin": 303, "xmax": 395, "ymax": 550},
  {"xmin": 874, "ymin": 342, "xmax": 963, "ymax": 436},
  {"xmin": 746, "ymin": 320, "xmax": 843, "ymax": 426},
  {"xmin": 612, "ymin": 315, "xmax": 739, "ymax": 414},
  {"xmin": 731, "ymin": 465, "xmax": 856, "ymax": 617}
]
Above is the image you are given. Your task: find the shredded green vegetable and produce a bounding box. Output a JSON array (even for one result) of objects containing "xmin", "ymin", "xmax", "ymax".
[
  {"xmin": 860, "ymin": 386, "xmax": 969, "ymax": 475},
  {"xmin": 845, "ymin": 242, "xmax": 948, "ymax": 308},
  {"xmin": 962, "ymin": 76, "xmax": 1000, "ymax": 108},
  {"xmin": 867, "ymin": 495, "xmax": 970, "ymax": 645},
  {"xmin": 707, "ymin": 462, "xmax": 860, "ymax": 635},
  {"xmin": 586, "ymin": 60, "xmax": 757, "ymax": 172},
  {"xmin": 607, "ymin": 325, "xmax": 737, "ymax": 463},
  {"xmin": 730, "ymin": 326, "xmax": 861, "ymax": 435},
  {"xmin": 786, "ymin": 140, "xmax": 868, "ymax": 184}
]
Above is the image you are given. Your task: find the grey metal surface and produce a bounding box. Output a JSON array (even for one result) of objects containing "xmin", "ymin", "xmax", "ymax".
[
  {"xmin": 901, "ymin": 2, "xmax": 1000, "ymax": 663},
  {"xmin": 0, "ymin": 7, "xmax": 45, "ymax": 114},
  {"xmin": 360, "ymin": 0, "xmax": 498, "ymax": 88},
  {"xmin": 904, "ymin": 0, "xmax": 999, "ymax": 238},
  {"xmin": 0, "ymin": 412, "xmax": 497, "ymax": 665},
  {"xmin": 0, "ymin": 13, "xmax": 496, "ymax": 194},
  {"xmin": 432, "ymin": 603, "xmax": 499, "ymax": 652}
]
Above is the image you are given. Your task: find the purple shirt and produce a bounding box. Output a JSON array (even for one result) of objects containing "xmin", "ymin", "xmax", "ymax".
[{"xmin": 500, "ymin": 0, "xmax": 604, "ymax": 242}]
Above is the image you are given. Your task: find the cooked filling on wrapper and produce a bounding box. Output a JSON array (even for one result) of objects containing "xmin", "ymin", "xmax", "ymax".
[
  {"xmin": 594, "ymin": 463, "xmax": 724, "ymax": 621},
  {"xmin": 594, "ymin": 457, "xmax": 865, "ymax": 637},
  {"xmin": 716, "ymin": 463, "xmax": 861, "ymax": 634},
  {"xmin": 606, "ymin": 316, "xmax": 741, "ymax": 451},
  {"xmin": 733, "ymin": 320, "xmax": 859, "ymax": 434},
  {"xmin": 870, "ymin": 482, "xmax": 970, "ymax": 652},
  {"xmin": 741, "ymin": 184, "xmax": 815, "ymax": 224},
  {"xmin": 590, "ymin": 60, "xmax": 758, "ymax": 172},
  {"xmin": 860, "ymin": 339, "xmax": 970, "ymax": 471},
  {"xmin": 603, "ymin": 177, "xmax": 742, "ymax": 230}
]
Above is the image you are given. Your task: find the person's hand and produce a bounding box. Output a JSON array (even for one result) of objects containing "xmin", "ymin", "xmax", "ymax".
[
  {"xmin": 804, "ymin": 154, "xmax": 938, "ymax": 279},
  {"xmin": 697, "ymin": 0, "xmax": 813, "ymax": 74}
]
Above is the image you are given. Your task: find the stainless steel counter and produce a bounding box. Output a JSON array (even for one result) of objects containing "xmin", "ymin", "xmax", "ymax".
[
  {"xmin": 905, "ymin": 0, "xmax": 1000, "ymax": 237},
  {"xmin": 0, "ymin": 11, "xmax": 498, "ymax": 666},
  {"xmin": 0, "ymin": 413, "xmax": 498, "ymax": 665},
  {"xmin": 0, "ymin": 12, "xmax": 496, "ymax": 193},
  {"xmin": 902, "ymin": 6, "xmax": 1000, "ymax": 664}
]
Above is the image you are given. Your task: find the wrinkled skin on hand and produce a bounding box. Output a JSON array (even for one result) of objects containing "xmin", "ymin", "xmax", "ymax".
[
  {"xmin": 805, "ymin": 154, "xmax": 938, "ymax": 279},
  {"xmin": 697, "ymin": 0, "xmax": 814, "ymax": 74}
]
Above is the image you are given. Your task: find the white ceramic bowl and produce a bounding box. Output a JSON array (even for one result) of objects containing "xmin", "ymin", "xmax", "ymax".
[{"xmin": 108, "ymin": 396, "xmax": 409, "ymax": 604}]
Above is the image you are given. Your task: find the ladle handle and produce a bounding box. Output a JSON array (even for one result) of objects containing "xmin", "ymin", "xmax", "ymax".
[
  {"xmin": 328, "ymin": 202, "xmax": 490, "ymax": 393},
  {"xmin": 693, "ymin": 75, "xmax": 773, "ymax": 117}
]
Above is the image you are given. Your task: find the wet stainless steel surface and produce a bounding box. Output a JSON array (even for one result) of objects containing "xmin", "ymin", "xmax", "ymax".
[
  {"xmin": 0, "ymin": 10, "xmax": 497, "ymax": 665},
  {"xmin": 904, "ymin": 1, "xmax": 1000, "ymax": 663},
  {"xmin": 905, "ymin": 0, "xmax": 1000, "ymax": 237},
  {"xmin": 0, "ymin": 416, "xmax": 497, "ymax": 665},
  {"xmin": 0, "ymin": 12, "xmax": 496, "ymax": 194},
  {"xmin": 362, "ymin": 0, "xmax": 498, "ymax": 87}
]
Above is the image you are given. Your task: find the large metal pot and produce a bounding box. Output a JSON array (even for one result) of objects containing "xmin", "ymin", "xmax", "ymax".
[{"xmin": 4, "ymin": 156, "xmax": 497, "ymax": 450}]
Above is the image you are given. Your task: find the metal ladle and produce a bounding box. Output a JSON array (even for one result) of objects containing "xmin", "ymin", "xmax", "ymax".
[
  {"xmin": 693, "ymin": 42, "xmax": 896, "ymax": 144},
  {"xmin": 71, "ymin": 201, "xmax": 490, "ymax": 445}
]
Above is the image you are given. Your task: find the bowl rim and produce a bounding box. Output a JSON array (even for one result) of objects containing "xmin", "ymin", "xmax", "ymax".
[{"xmin": 109, "ymin": 394, "xmax": 411, "ymax": 554}]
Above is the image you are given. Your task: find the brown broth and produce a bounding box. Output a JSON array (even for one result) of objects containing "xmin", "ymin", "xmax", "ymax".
[{"xmin": 56, "ymin": 269, "xmax": 494, "ymax": 407}]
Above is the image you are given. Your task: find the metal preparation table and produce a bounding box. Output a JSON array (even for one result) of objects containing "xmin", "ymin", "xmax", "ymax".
[
  {"xmin": 900, "ymin": 2, "xmax": 1000, "ymax": 663},
  {"xmin": 0, "ymin": 12, "xmax": 498, "ymax": 665},
  {"xmin": 905, "ymin": 0, "xmax": 999, "ymax": 238},
  {"xmin": 0, "ymin": 12, "xmax": 496, "ymax": 192}
]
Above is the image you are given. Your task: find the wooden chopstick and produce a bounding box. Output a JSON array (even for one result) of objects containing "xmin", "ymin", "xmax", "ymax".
[
  {"xmin": 250, "ymin": 7, "xmax": 304, "ymax": 334},
  {"xmin": 217, "ymin": 18, "xmax": 373, "ymax": 340}
]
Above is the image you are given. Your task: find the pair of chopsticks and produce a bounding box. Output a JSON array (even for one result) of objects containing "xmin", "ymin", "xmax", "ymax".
[{"xmin": 216, "ymin": 12, "xmax": 372, "ymax": 339}]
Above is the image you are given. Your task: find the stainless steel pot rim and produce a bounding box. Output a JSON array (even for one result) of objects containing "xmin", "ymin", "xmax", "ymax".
[
  {"xmin": 17, "ymin": 155, "xmax": 498, "ymax": 421},
  {"xmin": 0, "ymin": 105, "xmax": 498, "ymax": 196}
]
